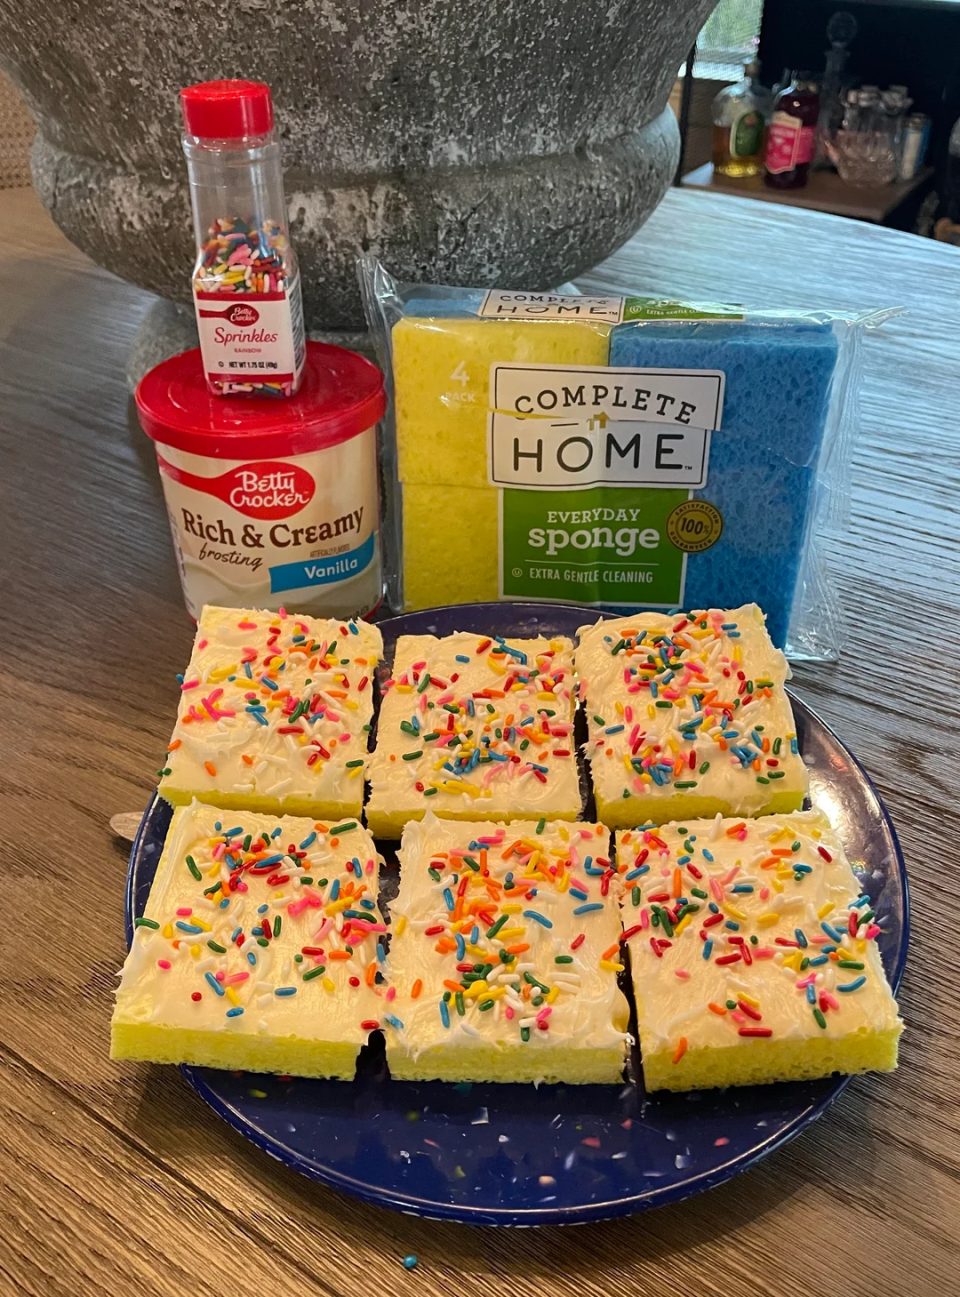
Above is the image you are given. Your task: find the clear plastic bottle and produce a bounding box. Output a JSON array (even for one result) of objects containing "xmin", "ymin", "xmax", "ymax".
[
  {"xmin": 711, "ymin": 60, "xmax": 765, "ymax": 178},
  {"xmin": 180, "ymin": 79, "xmax": 305, "ymax": 398}
]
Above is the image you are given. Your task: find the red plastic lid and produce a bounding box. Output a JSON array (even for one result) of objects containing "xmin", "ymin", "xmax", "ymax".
[
  {"xmin": 136, "ymin": 341, "xmax": 386, "ymax": 459},
  {"xmin": 180, "ymin": 79, "xmax": 274, "ymax": 139}
]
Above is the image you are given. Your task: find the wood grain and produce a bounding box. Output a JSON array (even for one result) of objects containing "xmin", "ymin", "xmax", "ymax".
[{"xmin": 2, "ymin": 183, "xmax": 959, "ymax": 1295}]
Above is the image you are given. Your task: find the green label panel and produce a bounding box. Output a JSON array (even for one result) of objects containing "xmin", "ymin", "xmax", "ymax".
[
  {"xmin": 500, "ymin": 486, "xmax": 688, "ymax": 607},
  {"xmin": 731, "ymin": 109, "xmax": 763, "ymax": 158},
  {"xmin": 622, "ymin": 296, "xmax": 744, "ymax": 322}
]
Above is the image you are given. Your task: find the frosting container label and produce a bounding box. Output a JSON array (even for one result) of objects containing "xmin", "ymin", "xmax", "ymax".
[
  {"xmin": 489, "ymin": 362, "xmax": 725, "ymax": 608},
  {"xmin": 194, "ymin": 274, "xmax": 305, "ymax": 387},
  {"xmin": 154, "ymin": 430, "xmax": 380, "ymax": 618}
]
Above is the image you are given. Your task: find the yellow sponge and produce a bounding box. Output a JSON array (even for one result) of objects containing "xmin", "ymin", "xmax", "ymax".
[
  {"xmin": 639, "ymin": 1025, "xmax": 902, "ymax": 1093},
  {"xmin": 617, "ymin": 811, "xmax": 902, "ymax": 1092},
  {"xmin": 392, "ymin": 316, "xmax": 611, "ymax": 488},
  {"xmin": 392, "ymin": 315, "xmax": 611, "ymax": 609},
  {"xmin": 402, "ymin": 483, "xmax": 499, "ymax": 608}
]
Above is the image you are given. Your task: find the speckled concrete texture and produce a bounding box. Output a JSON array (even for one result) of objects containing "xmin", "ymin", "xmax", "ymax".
[{"xmin": 0, "ymin": 0, "xmax": 715, "ymax": 329}]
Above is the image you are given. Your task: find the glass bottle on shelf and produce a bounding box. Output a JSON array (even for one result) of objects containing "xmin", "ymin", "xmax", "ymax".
[
  {"xmin": 817, "ymin": 9, "xmax": 858, "ymax": 166},
  {"xmin": 857, "ymin": 86, "xmax": 881, "ymax": 132},
  {"xmin": 711, "ymin": 60, "xmax": 766, "ymax": 178},
  {"xmin": 764, "ymin": 72, "xmax": 820, "ymax": 190},
  {"xmin": 841, "ymin": 88, "xmax": 860, "ymax": 134},
  {"xmin": 944, "ymin": 114, "xmax": 960, "ymax": 223}
]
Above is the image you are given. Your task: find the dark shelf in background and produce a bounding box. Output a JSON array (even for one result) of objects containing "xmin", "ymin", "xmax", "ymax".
[{"xmin": 682, "ymin": 163, "xmax": 934, "ymax": 223}]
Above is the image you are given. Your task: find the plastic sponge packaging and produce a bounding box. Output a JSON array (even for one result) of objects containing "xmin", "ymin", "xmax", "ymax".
[{"xmin": 360, "ymin": 259, "xmax": 893, "ymax": 659}]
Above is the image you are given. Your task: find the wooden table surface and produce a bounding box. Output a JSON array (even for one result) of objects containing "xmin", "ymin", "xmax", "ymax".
[{"xmin": 2, "ymin": 184, "xmax": 958, "ymax": 1297}]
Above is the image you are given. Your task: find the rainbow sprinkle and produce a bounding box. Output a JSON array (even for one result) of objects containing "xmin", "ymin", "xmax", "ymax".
[
  {"xmin": 385, "ymin": 819, "xmax": 629, "ymax": 1062},
  {"xmin": 618, "ymin": 811, "xmax": 896, "ymax": 1064},
  {"xmin": 576, "ymin": 607, "xmax": 805, "ymax": 817},
  {"xmin": 160, "ymin": 608, "xmax": 380, "ymax": 816}
]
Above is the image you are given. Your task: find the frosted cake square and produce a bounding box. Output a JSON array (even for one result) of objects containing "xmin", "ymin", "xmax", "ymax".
[
  {"xmin": 617, "ymin": 810, "xmax": 902, "ymax": 1092},
  {"xmin": 365, "ymin": 631, "xmax": 580, "ymax": 838},
  {"xmin": 158, "ymin": 606, "xmax": 382, "ymax": 821},
  {"xmin": 111, "ymin": 803, "xmax": 385, "ymax": 1078},
  {"xmin": 383, "ymin": 815, "xmax": 630, "ymax": 1083},
  {"xmin": 576, "ymin": 604, "xmax": 808, "ymax": 829}
]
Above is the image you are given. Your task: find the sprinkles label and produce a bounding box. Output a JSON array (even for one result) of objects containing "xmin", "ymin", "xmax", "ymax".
[{"xmin": 194, "ymin": 278, "xmax": 305, "ymax": 395}]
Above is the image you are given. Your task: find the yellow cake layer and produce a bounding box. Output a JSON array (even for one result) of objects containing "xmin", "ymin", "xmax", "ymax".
[
  {"xmin": 111, "ymin": 803, "xmax": 385, "ymax": 1079},
  {"xmin": 158, "ymin": 606, "xmax": 381, "ymax": 821},
  {"xmin": 384, "ymin": 815, "xmax": 629, "ymax": 1084},
  {"xmin": 577, "ymin": 604, "xmax": 809, "ymax": 823},
  {"xmin": 366, "ymin": 631, "xmax": 581, "ymax": 839},
  {"xmin": 110, "ymin": 1023, "xmax": 362, "ymax": 1080},
  {"xmin": 389, "ymin": 1042, "xmax": 627, "ymax": 1085},
  {"xmin": 641, "ymin": 1026, "xmax": 901, "ymax": 1093},
  {"xmin": 161, "ymin": 786, "xmax": 363, "ymax": 822},
  {"xmin": 392, "ymin": 315, "xmax": 611, "ymax": 489},
  {"xmin": 596, "ymin": 787, "xmax": 806, "ymax": 831},
  {"xmin": 402, "ymin": 483, "xmax": 499, "ymax": 610},
  {"xmin": 617, "ymin": 811, "xmax": 902, "ymax": 1094}
]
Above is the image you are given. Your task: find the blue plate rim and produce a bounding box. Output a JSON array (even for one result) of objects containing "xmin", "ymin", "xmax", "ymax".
[{"xmin": 124, "ymin": 602, "xmax": 909, "ymax": 1225}]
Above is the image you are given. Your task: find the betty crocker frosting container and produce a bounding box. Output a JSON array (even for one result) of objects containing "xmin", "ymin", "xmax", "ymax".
[{"xmin": 136, "ymin": 340, "xmax": 386, "ymax": 620}]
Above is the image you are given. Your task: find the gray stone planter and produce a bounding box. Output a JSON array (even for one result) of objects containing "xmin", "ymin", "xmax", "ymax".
[{"xmin": 0, "ymin": 0, "xmax": 715, "ymax": 331}]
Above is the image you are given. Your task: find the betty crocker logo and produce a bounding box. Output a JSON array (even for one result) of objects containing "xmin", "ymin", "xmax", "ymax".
[
  {"xmin": 156, "ymin": 455, "xmax": 315, "ymax": 519},
  {"xmin": 227, "ymin": 303, "xmax": 260, "ymax": 326},
  {"xmin": 196, "ymin": 302, "xmax": 261, "ymax": 326}
]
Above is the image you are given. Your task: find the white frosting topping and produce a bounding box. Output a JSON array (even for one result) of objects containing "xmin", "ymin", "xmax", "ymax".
[
  {"xmin": 113, "ymin": 802, "xmax": 384, "ymax": 1042},
  {"xmin": 576, "ymin": 603, "xmax": 808, "ymax": 813},
  {"xmin": 366, "ymin": 631, "xmax": 580, "ymax": 826},
  {"xmin": 384, "ymin": 814, "xmax": 630, "ymax": 1059},
  {"xmin": 618, "ymin": 810, "xmax": 900, "ymax": 1054},
  {"xmin": 159, "ymin": 605, "xmax": 382, "ymax": 809}
]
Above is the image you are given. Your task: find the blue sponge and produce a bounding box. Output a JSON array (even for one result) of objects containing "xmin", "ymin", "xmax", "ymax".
[
  {"xmin": 402, "ymin": 293, "xmax": 487, "ymax": 318},
  {"xmin": 609, "ymin": 320, "xmax": 839, "ymax": 646}
]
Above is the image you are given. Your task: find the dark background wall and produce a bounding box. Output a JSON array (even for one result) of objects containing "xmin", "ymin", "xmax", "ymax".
[{"xmin": 760, "ymin": 0, "xmax": 960, "ymax": 170}]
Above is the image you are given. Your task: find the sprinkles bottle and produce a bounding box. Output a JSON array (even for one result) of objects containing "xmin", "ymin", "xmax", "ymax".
[{"xmin": 181, "ymin": 80, "xmax": 306, "ymax": 397}]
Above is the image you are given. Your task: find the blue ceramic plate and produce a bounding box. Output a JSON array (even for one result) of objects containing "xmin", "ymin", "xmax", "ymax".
[{"xmin": 126, "ymin": 603, "xmax": 908, "ymax": 1225}]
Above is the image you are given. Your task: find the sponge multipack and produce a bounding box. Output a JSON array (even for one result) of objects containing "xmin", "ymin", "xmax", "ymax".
[{"xmin": 360, "ymin": 259, "xmax": 891, "ymax": 659}]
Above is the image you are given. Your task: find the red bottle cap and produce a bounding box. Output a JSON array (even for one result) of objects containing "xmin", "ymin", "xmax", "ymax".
[
  {"xmin": 180, "ymin": 79, "xmax": 274, "ymax": 139},
  {"xmin": 135, "ymin": 341, "xmax": 387, "ymax": 459}
]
